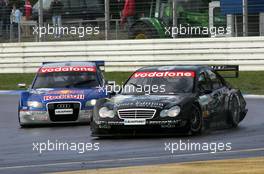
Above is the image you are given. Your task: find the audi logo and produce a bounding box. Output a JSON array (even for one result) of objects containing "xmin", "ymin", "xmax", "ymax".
[{"xmin": 57, "ymin": 104, "xmax": 71, "ymax": 109}]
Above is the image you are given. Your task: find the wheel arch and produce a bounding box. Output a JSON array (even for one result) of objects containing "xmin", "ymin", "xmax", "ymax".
[{"xmin": 192, "ymin": 101, "xmax": 203, "ymax": 117}]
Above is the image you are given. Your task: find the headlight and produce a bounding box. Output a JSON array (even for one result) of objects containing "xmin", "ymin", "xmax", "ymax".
[
  {"xmin": 85, "ymin": 99, "xmax": 97, "ymax": 107},
  {"xmin": 160, "ymin": 106, "xmax": 181, "ymax": 118},
  {"xmin": 99, "ymin": 107, "xmax": 115, "ymax": 118},
  {"xmin": 27, "ymin": 101, "xmax": 43, "ymax": 108}
]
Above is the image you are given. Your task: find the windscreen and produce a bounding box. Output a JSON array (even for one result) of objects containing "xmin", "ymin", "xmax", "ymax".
[
  {"xmin": 33, "ymin": 66, "xmax": 99, "ymax": 89},
  {"xmin": 122, "ymin": 71, "xmax": 195, "ymax": 95}
]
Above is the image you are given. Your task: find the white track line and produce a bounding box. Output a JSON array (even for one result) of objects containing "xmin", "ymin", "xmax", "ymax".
[
  {"xmin": 243, "ymin": 95, "xmax": 264, "ymax": 99},
  {"xmin": 0, "ymin": 91, "xmax": 264, "ymax": 98},
  {"xmin": 0, "ymin": 147, "xmax": 263, "ymax": 171},
  {"xmin": 0, "ymin": 90, "xmax": 264, "ymax": 99}
]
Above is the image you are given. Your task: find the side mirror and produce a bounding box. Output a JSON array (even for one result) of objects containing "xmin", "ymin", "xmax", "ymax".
[
  {"xmin": 17, "ymin": 83, "xmax": 27, "ymax": 89},
  {"xmin": 109, "ymin": 91, "xmax": 117, "ymax": 97},
  {"xmin": 106, "ymin": 81, "xmax": 117, "ymax": 96}
]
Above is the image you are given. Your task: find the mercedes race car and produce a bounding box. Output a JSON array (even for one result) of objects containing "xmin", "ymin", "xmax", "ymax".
[
  {"xmin": 18, "ymin": 61, "xmax": 108, "ymax": 127},
  {"xmin": 91, "ymin": 65, "xmax": 248, "ymax": 137}
]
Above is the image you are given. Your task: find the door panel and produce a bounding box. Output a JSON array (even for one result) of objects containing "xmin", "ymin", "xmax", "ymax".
[{"xmin": 206, "ymin": 70, "xmax": 229, "ymax": 124}]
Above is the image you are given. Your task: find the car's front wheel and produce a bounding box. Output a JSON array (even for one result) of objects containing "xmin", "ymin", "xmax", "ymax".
[
  {"xmin": 189, "ymin": 104, "xmax": 203, "ymax": 135},
  {"xmin": 18, "ymin": 109, "xmax": 28, "ymax": 128},
  {"xmin": 18, "ymin": 111, "xmax": 25, "ymax": 128}
]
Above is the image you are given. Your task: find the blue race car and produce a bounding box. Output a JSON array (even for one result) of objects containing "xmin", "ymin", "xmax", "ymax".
[{"xmin": 18, "ymin": 61, "xmax": 107, "ymax": 127}]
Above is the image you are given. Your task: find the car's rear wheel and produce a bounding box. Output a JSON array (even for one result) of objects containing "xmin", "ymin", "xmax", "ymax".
[
  {"xmin": 189, "ymin": 104, "xmax": 203, "ymax": 135},
  {"xmin": 228, "ymin": 95, "xmax": 241, "ymax": 128}
]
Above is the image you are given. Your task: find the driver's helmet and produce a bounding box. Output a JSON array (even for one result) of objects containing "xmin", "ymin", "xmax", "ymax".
[
  {"xmin": 198, "ymin": 75, "xmax": 206, "ymax": 83},
  {"xmin": 80, "ymin": 74, "xmax": 97, "ymax": 81}
]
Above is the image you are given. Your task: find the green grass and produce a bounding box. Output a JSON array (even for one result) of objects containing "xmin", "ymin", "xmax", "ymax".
[
  {"xmin": 104, "ymin": 72, "xmax": 133, "ymax": 85},
  {"xmin": 225, "ymin": 72, "xmax": 264, "ymax": 95},
  {"xmin": 0, "ymin": 72, "xmax": 263, "ymax": 95},
  {"xmin": 0, "ymin": 74, "xmax": 36, "ymax": 90}
]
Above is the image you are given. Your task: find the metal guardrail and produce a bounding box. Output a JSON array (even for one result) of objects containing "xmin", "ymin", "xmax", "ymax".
[{"xmin": 0, "ymin": 37, "xmax": 264, "ymax": 73}]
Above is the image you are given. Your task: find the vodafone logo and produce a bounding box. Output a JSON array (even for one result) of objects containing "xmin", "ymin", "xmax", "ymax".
[
  {"xmin": 43, "ymin": 94, "xmax": 85, "ymax": 101},
  {"xmin": 39, "ymin": 66, "xmax": 96, "ymax": 73},
  {"xmin": 132, "ymin": 71, "xmax": 195, "ymax": 78}
]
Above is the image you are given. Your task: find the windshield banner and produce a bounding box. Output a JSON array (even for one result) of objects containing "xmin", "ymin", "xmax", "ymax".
[
  {"xmin": 39, "ymin": 66, "xmax": 96, "ymax": 73},
  {"xmin": 132, "ymin": 71, "xmax": 195, "ymax": 78}
]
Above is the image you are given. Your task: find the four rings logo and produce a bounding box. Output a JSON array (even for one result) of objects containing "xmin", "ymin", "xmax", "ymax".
[{"xmin": 56, "ymin": 104, "xmax": 71, "ymax": 109}]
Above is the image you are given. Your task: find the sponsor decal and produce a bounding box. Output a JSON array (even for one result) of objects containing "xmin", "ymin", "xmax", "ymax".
[
  {"xmin": 132, "ymin": 71, "xmax": 195, "ymax": 78},
  {"xmin": 124, "ymin": 119, "xmax": 146, "ymax": 125},
  {"xmin": 149, "ymin": 120, "xmax": 182, "ymax": 124},
  {"xmin": 115, "ymin": 101, "xmax": 164, "ymax": 108},
  {"xmin": 43, "ymin": 94, "xmax": 85, "ymax": 101},
  {"xmin": 55, "ymin": 109, "xmax": 74, "ymax": 115},
  {"xmin": 39, "ymin": 66, "xmax": 96, "ymax": 73},
  {"xmin": 48, "ymin": 90, "xmax": 84, "ymax": 95}
]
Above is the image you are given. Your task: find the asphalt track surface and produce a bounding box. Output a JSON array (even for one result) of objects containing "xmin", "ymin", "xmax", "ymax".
[{"xmin": 0, "ymin": 95, "xmax": 263, "ymax": 174}]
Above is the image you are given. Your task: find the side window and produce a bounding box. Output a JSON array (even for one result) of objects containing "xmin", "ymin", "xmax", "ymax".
[
  {"xmin": 198, "ymin": 72, "xmax": 212, "ymax": 92},
  {"xmin": 206, "ymin": 70, "xmax": 223, "ymax": 90}
]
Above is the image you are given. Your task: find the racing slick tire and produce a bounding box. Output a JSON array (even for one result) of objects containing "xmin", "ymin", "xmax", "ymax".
[
  {"xmin": 189, "ymin": 104, "xmax": 204, "ymax": 135},
  {"xmin": 90, "ymin": 117, "xmax": 102, "ymax": 138},
  {"xmin": 227, "ymin": 95, "xmax": 241, "ymax": 128},
  {"xmin": 18, "ymin": 109, "xmax": 30, "ymax": 128},
  {"xmin": 18, "ymin": 112, "xmax": 26, "ymax": 128}
]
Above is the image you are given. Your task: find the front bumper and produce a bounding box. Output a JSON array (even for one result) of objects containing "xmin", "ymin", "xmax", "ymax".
[
  {"xmin": 91, "ymin": 119, "xmax": 189, "ymax": 137},
  {"xmin": 19, "ymin": 110, "xmax": 92, "ymax": 125}
]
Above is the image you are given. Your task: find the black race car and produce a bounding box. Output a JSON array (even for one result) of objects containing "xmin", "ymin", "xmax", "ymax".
[{"xmin": 91, "ymin": 65, "xmax": 248, "ymax": 137}]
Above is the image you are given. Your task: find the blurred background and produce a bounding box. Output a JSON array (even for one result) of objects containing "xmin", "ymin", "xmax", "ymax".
[{"xmin": 0, "ymin": 0, "xmax": 263, "ymax": 42}]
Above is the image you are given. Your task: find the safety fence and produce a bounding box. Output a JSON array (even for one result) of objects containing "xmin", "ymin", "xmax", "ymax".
[{"xmin": 1, "ymin": 0, "xmax": 264, "ymax": 43}]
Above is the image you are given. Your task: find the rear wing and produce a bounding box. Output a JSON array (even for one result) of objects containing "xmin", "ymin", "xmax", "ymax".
[
  {"xmin": 211, "ymin": 65, "xmax": 239, "ymax": 78},
  {"xmin": 94, "ymin": 61, "xmax": 105, "ymax": 72}
]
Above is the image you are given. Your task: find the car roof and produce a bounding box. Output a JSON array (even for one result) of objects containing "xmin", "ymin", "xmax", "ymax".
[
  {"xmin": 41, "ymin": 62, "xmax": 97, "ymax": 67},
  {"xmin": 137, "ymin": 65, "xmax": 209, "ymax": 72}
]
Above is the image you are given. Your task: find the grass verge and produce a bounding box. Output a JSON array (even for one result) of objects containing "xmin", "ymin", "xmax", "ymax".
[
  {"xmin": 53, "ymin": 157, "xmax": 264, "ymax": 174},
  {"xmin": 0, "ymin": 72, "xmax": 263, "ymax": 95}
]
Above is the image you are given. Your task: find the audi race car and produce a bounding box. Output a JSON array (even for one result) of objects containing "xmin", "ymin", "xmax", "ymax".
[
  {"xmin": 91, "ymin": 65, "xmax": 248, "ymax": 137},
  {"xmin": 18, "ymin": 61, "xmax": 108, "ymax": 127}
]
